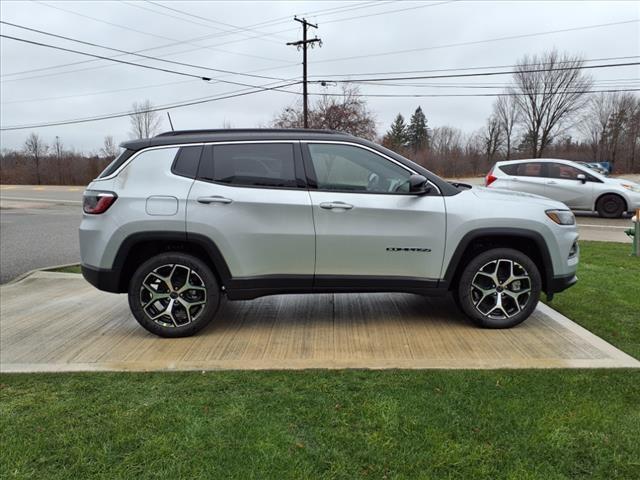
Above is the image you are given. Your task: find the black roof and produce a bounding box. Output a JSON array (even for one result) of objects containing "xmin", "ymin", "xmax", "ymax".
[{"xmin": 120, "ymin": 128, "xmax": 353, "ymax": 151}]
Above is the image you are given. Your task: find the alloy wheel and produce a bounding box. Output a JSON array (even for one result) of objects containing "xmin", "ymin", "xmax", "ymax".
[
  {"xmin": 139, "ymin": 264, "xmax": 207, "ymax": 328},
  {"xmin": 470, "ymin": 259, "xmax": 532, "ymax": 319}
]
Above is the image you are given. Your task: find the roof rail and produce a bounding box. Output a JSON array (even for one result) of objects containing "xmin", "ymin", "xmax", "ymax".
[{"xmin": 155, "ymin": 128, "xmax": 349, "ymax": 137}]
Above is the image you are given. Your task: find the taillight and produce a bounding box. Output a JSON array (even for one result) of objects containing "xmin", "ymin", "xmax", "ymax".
[
  {"xmin": 83, "ymin": 191, "xmax": 117, "ymax": 214},
  {"xmin": 485, "ymin": 168, "xmax": 497, "ymax": 187}
]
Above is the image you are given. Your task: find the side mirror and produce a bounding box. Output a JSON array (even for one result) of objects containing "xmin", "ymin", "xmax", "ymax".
[
  {"xmin": 577, "ymin": 173, "xmax": 587, "ymax": 184},
  {"xmin": 409, "ymin": 174, "xmax": 431, "ymax": 195}
]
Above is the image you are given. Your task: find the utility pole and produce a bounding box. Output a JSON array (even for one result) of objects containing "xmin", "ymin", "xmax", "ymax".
[{"xmin": 287, "ymin": 17, "xmax": 321, "ymax": 128}]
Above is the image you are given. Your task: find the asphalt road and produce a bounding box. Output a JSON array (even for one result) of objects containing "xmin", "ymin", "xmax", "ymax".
[{"xmin": 0, "ymin": 184, "xmax": 635, "ymax": 284}]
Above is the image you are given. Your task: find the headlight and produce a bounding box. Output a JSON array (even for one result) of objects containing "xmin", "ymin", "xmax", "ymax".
[
  {"xmin": 621, "ymin": 183, "xmax": 640, "ymax": 193},
  {"xmin": 546, "ymin": 209, "xmax": 575, "ymax": 225}
]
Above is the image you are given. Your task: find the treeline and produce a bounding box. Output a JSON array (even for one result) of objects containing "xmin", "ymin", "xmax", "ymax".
[{"xmin": 1, "ymin": 133, "xmax": 116, "ymax": 185}]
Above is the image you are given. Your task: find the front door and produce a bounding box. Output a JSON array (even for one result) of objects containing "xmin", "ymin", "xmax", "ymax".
[
  {"xmin": 544, "ymin": 162, "xmax": 594, "ymax": 210},
  {"xmin": 303, "ymin": 142, "xmax": 446, "ymax": 282}
]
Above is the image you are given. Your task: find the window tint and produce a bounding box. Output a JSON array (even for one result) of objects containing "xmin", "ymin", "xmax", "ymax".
[
  {"xmin": 308, "ymin": 143, "xmax": 412, "ymax": 193},
  {"xmin": 501, "ymin": 162, "xmax": 546, "ymax": 177},
  {"xmin": 172, "ymin": 145, "xmax": 202, "ymax": 179},
  {"xmin": 546, "ymin": 163, "xmax": 584, "ymax": 180},
  {"xmin": 200, "ymin": 144, "xmax": 297, "ymax": 188}
]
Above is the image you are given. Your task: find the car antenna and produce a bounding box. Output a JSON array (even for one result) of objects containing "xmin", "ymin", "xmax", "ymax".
[{"xmin": 166, "ymin": 112, "xmax": 175, "ymax": 131}]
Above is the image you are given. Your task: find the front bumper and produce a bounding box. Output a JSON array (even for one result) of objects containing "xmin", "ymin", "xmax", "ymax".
[{"xmin": 546, "ymin": 273, "xmax": 578, "ymax": 299}]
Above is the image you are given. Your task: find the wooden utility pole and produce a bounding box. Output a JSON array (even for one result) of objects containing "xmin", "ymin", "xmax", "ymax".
[{"xmin": 287, "ymin": 17, "xmax": 321, "ymax": 128}]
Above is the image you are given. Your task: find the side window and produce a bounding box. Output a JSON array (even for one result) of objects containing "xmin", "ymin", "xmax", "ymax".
[
  {"xmin": 98, "ymin": 149, "xmax": 134, "ymax": 178},
  {"xmin": 547, "ymin": 163, "xmax": 584, "ymax": 180},
  {"xmin": 515, "ymin": 162, "xmax": 545, "ymax": 177},
  {"xmin": 199, "ymin": 143, "xmax": 298, "ymax": 188},
  {"xmin": 308, "ymin": 143, "xmax": 412, "ymax": 193},
  {"xmin": 498, "ymin": 164, "xmax": 518, "ymax": 175},
  {"xmin": 172, "ymin": 145, "xmax": 202, "ymax": 179}
]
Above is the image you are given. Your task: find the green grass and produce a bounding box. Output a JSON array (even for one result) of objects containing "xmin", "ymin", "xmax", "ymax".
[
  {"xmin": 2, "ymin": 241, "xmax": 639, "ymax": 479},
  {"xmin": 1, "ymin": 370, "xmax": 639, "ymax": 479},
  {"xmin": 546, "ymin": 241, "xmax": 640, "ymax": 359}
]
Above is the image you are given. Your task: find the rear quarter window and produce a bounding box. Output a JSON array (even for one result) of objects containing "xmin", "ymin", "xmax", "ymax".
[
  {"xmin": 172, "ymin": 145, "xmax": 203, "ymax": 179},
  {"xmin": 98, "ymin": 149, "xmax": 134, "ymax": 178}
]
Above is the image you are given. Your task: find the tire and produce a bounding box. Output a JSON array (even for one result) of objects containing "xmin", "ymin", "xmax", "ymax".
[
  {"xmin": 128, "ymin": 252, "xmax": 220, "ymax": 338},
  {"xmin": 596, "ymin": 194, "xmax": 626, "ymax": 218},
  {"xmin": 456, "ymin": 248, "xmax": 541, "ymax": 329}
]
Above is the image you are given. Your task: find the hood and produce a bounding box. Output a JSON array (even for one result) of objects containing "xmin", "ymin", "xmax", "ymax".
[
  {"xmin": 471, "ymin": 186, "xmax": 567, "ymax": 209},
  {"xmin": 604, "ymin": 177, "xmax": 639, "ymax": 187}
]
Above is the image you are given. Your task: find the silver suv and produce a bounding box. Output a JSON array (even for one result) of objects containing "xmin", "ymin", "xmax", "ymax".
[
  {"xmin": 486, "ymin": 158, "xmax": 640, "ymax": 218},
  {"xmin": 80, "ymin": 129, "xmax": 579, "ymax": 337}
]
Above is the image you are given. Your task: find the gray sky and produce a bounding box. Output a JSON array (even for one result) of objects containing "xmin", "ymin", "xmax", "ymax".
[{"xmin": 1, "ymin": 0, "xmax": 639, "ymax": 152}]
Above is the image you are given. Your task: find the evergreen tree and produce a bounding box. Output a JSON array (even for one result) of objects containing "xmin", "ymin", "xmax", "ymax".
[
  {"xmin": 407, "ymin": 106, "xmax": 429, "ymax": 152},
  {"xmin": 383, "ymin": 113, "xmax": 408, "ymax": 150}
]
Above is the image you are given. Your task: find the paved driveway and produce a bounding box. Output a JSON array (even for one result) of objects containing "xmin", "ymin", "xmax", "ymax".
[{"xmin": 1, "ymin": 272, "xmax": 637, "ymax": 372}]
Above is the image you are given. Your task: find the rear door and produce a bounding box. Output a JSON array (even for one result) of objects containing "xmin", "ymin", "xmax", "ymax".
[
  {"xmin": 186, "ymin": 141, "xmax": 315, "ymax": 280},
  {"xmin": 544, "ymin": 162, "xmax": 594, "ymax": 209},
  {"xmin": 303, "ymin": 141, "xmax": 446, "ymax": 282},
  {"xmin": 501, "ymin": 162, "xmax": 548, "ymax": 196}
]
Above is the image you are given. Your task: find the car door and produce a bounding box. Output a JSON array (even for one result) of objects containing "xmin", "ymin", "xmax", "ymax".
[
  {"xmin": 506, "ymin": 162, "xmax": 548, "ymax": 196},
  {"xmin": 186, "ymin": 141, "xmax": 315, "ymax": 281},
  {"xmin": 544, "ymin": 162, "xmax": 594, "ymax": 209},
  {"xmin": 303, "ymin": 141, "xmax": 446, "ymax": 282}
]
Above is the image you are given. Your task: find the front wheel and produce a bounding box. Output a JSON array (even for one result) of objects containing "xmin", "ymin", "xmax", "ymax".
[
  {"xmin": 596, "ymin": 194, "xmax": 626, "ymax": 218},
  {"xmin": 128, "ymin": 252, "xmax": 220, "ymax": 337},
  {"xmin": 456, "ymin": 248, "xmax": 541, "ymax": 328}
]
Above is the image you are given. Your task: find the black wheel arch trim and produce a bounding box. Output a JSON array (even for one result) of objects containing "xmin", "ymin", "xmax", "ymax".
[
  {"xmin": 86, "ymin": 231, "xmax": 233, "ymax": 293},
  {"xmin": 441, "ymin": 228, "xmax": 558, "ymax": 294}
]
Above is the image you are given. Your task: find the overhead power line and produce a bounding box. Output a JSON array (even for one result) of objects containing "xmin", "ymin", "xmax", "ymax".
[
  {"xmin": 312, "ymin": 19, "xmax": 640, "ymax": 64},
  {"xmin": 309, "ymin": 88, "xmax": 640, "ymax": 99},
  {"xmin": 3, "ymin": 84, "xmax": 638, "ymax": 132},
  {"xmin": 143, "ymin": 0, "xmax": 288, "ymax": 42},
  {"xmin": 313, "ymin": 61, "xmax": 640, "ymax": 83},
  {"xmin": 0, "ymin": 80, "xmax": 302, "ymax": 131},
  {"xmin": 0, "ymin": 21, "xmax": 290, "ymax": 83},
  {"xmin": 311, "ymin": 55, "xmax": 640, "ymax": 78}
]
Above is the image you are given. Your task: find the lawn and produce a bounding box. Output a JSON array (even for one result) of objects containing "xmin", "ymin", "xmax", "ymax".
[
  {"xmin": 2, "ymin": 240, "xmax": 638, "ymax": 479},
  {"xmin": 1, "ymin": 370, "xmax": 639, "ymax": 479},
  {"xmin": 546, "ymin": 241, "xmax": 640, "ymax": 359}
]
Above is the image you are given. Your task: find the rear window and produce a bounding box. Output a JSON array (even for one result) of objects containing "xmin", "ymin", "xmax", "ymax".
[
  {"xmin": 198, "ymin": 143, "xmax": 297, "ymax": 188},
  {"xmin": 172, "ymin": 146, "xmax": 202, "ymax": 179},
  {"xmin": 98, "ymin": 149, "xmax": 134, "ymax": 178}
]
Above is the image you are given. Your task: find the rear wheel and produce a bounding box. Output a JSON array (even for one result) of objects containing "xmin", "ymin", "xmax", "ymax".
[
  {"xmin": 456, "ymin": 248, "xmax": 541, "ymax": 328},
  {"xmin": 596, "ymin": 194, "xmax": 626, "ymax": 218},
  {"xmin": 128, "ymin": 252, "xmax": 220, "ymax": 337}
]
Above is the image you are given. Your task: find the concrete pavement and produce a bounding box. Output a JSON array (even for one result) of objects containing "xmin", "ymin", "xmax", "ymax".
[{"xmin": 1, "ymin": 271, "xmax": 637, "ymax": 372}]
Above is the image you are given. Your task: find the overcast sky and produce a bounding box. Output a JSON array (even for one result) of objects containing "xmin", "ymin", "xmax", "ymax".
[{"xmin": 1, "ymin": 0, "xmax": 638, "ymax": 152}]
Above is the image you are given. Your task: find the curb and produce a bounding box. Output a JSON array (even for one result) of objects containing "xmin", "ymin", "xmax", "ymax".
[{"xmin": 5, "ymin": 262, "xmax": 81, "ymax": 285}]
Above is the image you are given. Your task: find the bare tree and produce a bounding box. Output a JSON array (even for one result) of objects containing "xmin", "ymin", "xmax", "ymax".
[
  {"xmin": 273, "ymin": 85, "xmax": 376, "ymax": 139},
  {"xmin": 493, "ymin": 95, "xmax": 519, "ymax": 159},
  {"xmin": 23, "ymin": 132, "xmax": 48, "ymax": 185},
  {"xmin": 100, "ymin": 135, "xmax": 119, "ymax": 159},
  {"xmin": 53, "ymin": 136, "xmax": 64, "ymax": 184},
  {"xmin": 129, "ymin": 100, "xmax": 163, "ymax": 139},
  {"xmin": 580, "ymin": 92, "xmax": 639, "ymax": 169},
  {"xmin": 482, "ymin": 115, "xmax": 504, "ymax": 163},
  {"xmin": 511, "ymin": 50, "xmax": 593, "ymax": 158}
]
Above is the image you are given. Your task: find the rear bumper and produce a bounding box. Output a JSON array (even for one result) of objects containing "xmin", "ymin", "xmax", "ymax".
[
  {"xmin": 547, "ymin": 273, "xmax": 578, "ymax": 294},
  {"xmin": 81, "ymin": 264, "xmax": 121, "ymax": 293}
]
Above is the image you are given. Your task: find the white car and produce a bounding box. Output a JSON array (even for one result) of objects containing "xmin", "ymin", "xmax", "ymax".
[{"xmin": 486, "ymin": 158, "xmax": 640, "ymax": 218}]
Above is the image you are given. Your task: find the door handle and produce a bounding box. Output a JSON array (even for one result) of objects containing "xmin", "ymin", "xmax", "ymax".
[
  {"xmin": 320, "ymin": 201, "xmax": 353, "ymax": 210},
  {"xmin": 546, "ymin": 181, "xmax": 557, "ymax": 185},
  {"xmin": 197, "ymin": 195, "xmax": 233, "ymax": 204}
]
